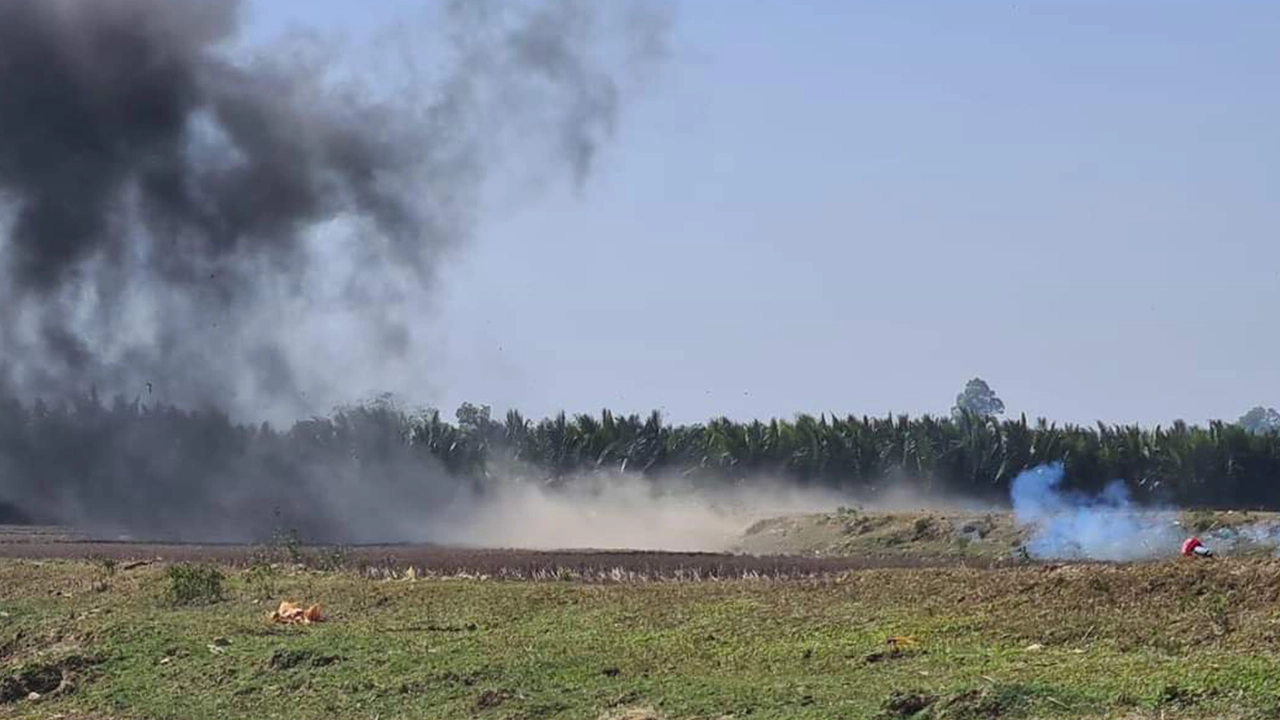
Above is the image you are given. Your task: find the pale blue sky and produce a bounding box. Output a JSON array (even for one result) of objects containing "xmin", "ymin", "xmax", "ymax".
[{"xmin": 248, "ymin": 1, "xmax": 1280, "ymax": 428}]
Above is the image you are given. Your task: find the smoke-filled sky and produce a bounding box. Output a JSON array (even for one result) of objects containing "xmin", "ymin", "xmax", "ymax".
[
  {"xmin": 4, "ymin": 0, "xmax": 1278, "ymax": 429},
  {"xmin": 0, "ymin": 0, "xmax": 669, "ymax": 424}
]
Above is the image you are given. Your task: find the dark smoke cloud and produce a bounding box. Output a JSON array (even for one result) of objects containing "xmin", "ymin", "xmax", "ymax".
[
  {"xmin": 0, "ymin": 0, "xmax": 669, "ymax": 420},
  {"xmin": 0, "ymin": 0, "xmax": 671, "ymax": 541}
]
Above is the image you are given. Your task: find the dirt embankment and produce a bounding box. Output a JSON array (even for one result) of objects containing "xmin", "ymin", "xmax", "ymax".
[
  {"xmin": 733, "ymin": 508, "xmax": 1029, "ymax": 559},
  {"xmin": 733, "ymin": 507, "xmax": 1280, "ymax": 560}
]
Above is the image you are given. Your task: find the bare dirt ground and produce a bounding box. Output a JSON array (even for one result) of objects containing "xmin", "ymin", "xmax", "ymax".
[
  {"xmin": 0, "ymin": 524, "xmax": 1023, "ymax": 577},
  {"xmin": 8, "ymin": 504, "xmax": 1272, "ymax": 576}
]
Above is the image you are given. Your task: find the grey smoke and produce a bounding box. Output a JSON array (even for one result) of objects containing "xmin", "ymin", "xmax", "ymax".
[
  {"xmin": 0, "ymin": 0, "xmax": 669, "ymax": 420},
  {"xmin": 0, "ymin": 0, "xmax": 673, "ymax": 542}
]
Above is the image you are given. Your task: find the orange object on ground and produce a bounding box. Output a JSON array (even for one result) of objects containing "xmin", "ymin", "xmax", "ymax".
[{"xmin": 270, "ymin": 600, "xmax": 325, "ymax": 624}]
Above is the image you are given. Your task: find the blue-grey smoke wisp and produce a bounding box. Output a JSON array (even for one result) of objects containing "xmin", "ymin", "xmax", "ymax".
[{"xmin": 1010, "ymin": 463, "xmax": 1177, "ymax": 561}]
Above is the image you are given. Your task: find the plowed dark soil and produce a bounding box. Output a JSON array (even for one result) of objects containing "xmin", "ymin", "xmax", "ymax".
[{"xmin": 0, "ymin": 525, "xmax": 1021, "ymax": 577}]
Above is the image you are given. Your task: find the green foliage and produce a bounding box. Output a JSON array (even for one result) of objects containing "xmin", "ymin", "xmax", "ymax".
[
  {"xmin": 244, "ymin": 562, "xmax": 278, "ymax": 601},
  {"xmin": 1187, "ymin": 510, "xmax": 1217, "ymax": 533},
  {"xmin": 1239, "ymin": 406, "xmax": 1280, "ymax": 435},
  {"xmin": 272, "ymin": 527, "xmax": 303, "ymax": 564},
  {"xmin": 165, "ymin": 564, "xmax": 224, "ymax": 606},
  {"xmin": 952, "ymin": 377, "xmax": 1005, "ymax": 418},
  {"xmin": 6, "ymin": 390, "xmax": 1280, "ymax": 515}
]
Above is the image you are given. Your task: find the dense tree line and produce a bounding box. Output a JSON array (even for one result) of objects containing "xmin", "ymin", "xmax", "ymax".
[
  {"xmin": 3, "ymin": 389, "xmax": 1280, "ymax": 535},
  {"xmin": 466, "ymin": 404, "xmax": 1280, "ymax": 507}
]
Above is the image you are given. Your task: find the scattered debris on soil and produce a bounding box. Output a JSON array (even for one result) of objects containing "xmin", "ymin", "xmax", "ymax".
[
  {"xmin": 1181, "ymin": 536, "xmax": 1214, "ymax": 558},
  {"xmin": 879, "ymin": 690, "xmax": 938, "ymax": 717},
  {"xmin": 0, "ymin": 656, "xmax": 94, "ymax": 704},
  {"xmin": 1156, "ymin": 683, "xmax": 1209, "ymax": 709},
  {"xmin": 475, "ymin": 688, "xmax": 516, "ymax": 710},
  {"xmin": 423, "ymin": 622, "xmax": 478, "ymax": 633},
  {"xmin": 940, "ymin": 688, "xmax": 1010, "ymax": 718},
  {"xmin": 604, "ymin": 690, "xmax": 642, "ymax": 709},
  {"xmin": 960, "ymin": 516, "xmax": 997, "ymax": 541},
  {"xmin": 878, "ymin": 687, "xmax": 1016, "ymax": 719},
  {"xmin": 866, "ymin": 635, "xmax": 922, "ymax": 664},
  {"xmin": 269, "ymin": 601, "xmax": 324, "ymax": 625},
  {"xmin": 864, "ymin": 648, "xmax": 903, "ymax": 664},
  {"xmin": 267, "ymin": 649, "xmax": 343, "ymax": 671}
]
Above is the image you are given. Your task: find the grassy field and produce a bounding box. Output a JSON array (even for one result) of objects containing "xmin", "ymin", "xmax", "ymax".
[{"xmin": 4, "ymin": 556, "xmax": 1280, "ymax": 719}]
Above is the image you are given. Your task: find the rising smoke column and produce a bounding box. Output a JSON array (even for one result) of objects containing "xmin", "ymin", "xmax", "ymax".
[
  {"xmin": 0, "ymin": 0, "xmax": 671, "ymax": 541},
  {"xmin": 1010, "ymin": 463, "xmax": 1178, "ymax": 561},
  {"xmin": 0, "ymin": 0, "xmax": 668, "ymax": 420}
]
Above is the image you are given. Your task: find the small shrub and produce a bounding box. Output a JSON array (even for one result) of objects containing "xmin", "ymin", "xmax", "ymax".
[
  {"xmin": 268, "ymin": 649, "xmax": 313, "ymax": 671},
  {"xmin": 165, "ymin": 564, "xmax": 224, "ymax": 606},
  {"xmin": 89, "ymin": 555, "xmax": 117, "ymax": 592},
  {"xmin": 911, "ymin": 516, "xmax": 938, "ymax": 540},
  {"xmin": 93, "ymin": 555, "xmax": 118, "ymax": 578},
  {"xmin": 880, "ymin": 690, "xmax": 937, "ymax": 717},
  {"xmin": 1188, "ymin": 510, "xmax": 1217, "ymax": 534},
  {"xmin": 961, "ymin": 515, "xmax": 996, "ymax": 540},
  {"xmin": 311, "ymin": 546, "xmax": 350, "ymax": 572},
  {"xmin": 941, "ymin": 685, "xmax": 1023, "ymax": 717},
  {"xmin": 244, "ymin": 562, "xmax": 278, "ymax": 601},
  {"xmin": 249, "ymin": 544, "xmax": 275, "ymax": 567},
  {"xmin": 1153, "ymin": 683, "xmax": 1205, "ymax": 710},
  {"xmin": 1204, "ymin": 592, "xmax": 1232, "ymax": 636},
  {"xmin": 272, "ymin": 527, "xmax": 304, "ymax": 564}
]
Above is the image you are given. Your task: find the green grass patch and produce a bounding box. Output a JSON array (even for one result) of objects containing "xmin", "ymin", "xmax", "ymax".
[
  {"xmin": 3, "ymin": 559, "xmax": 1280, "ymax": 718},
  {"xmin": 164, "ymin": 563, "xmax": 225, "ymax": 606}
]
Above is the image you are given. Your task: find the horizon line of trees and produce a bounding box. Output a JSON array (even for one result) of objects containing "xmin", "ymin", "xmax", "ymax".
[{"xmin": 2, "ymin": 379, "xmax": 1280, "ymax": 529}]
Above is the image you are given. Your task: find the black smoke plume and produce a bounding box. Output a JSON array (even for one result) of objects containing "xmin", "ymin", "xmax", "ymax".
[
  {"xmin": 0, "ymin": 0, "xmax": 670, "ymax": 540},
  {"xmin": 0, "ymin": 0, "xmax": 667, "ymax": 416}
]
